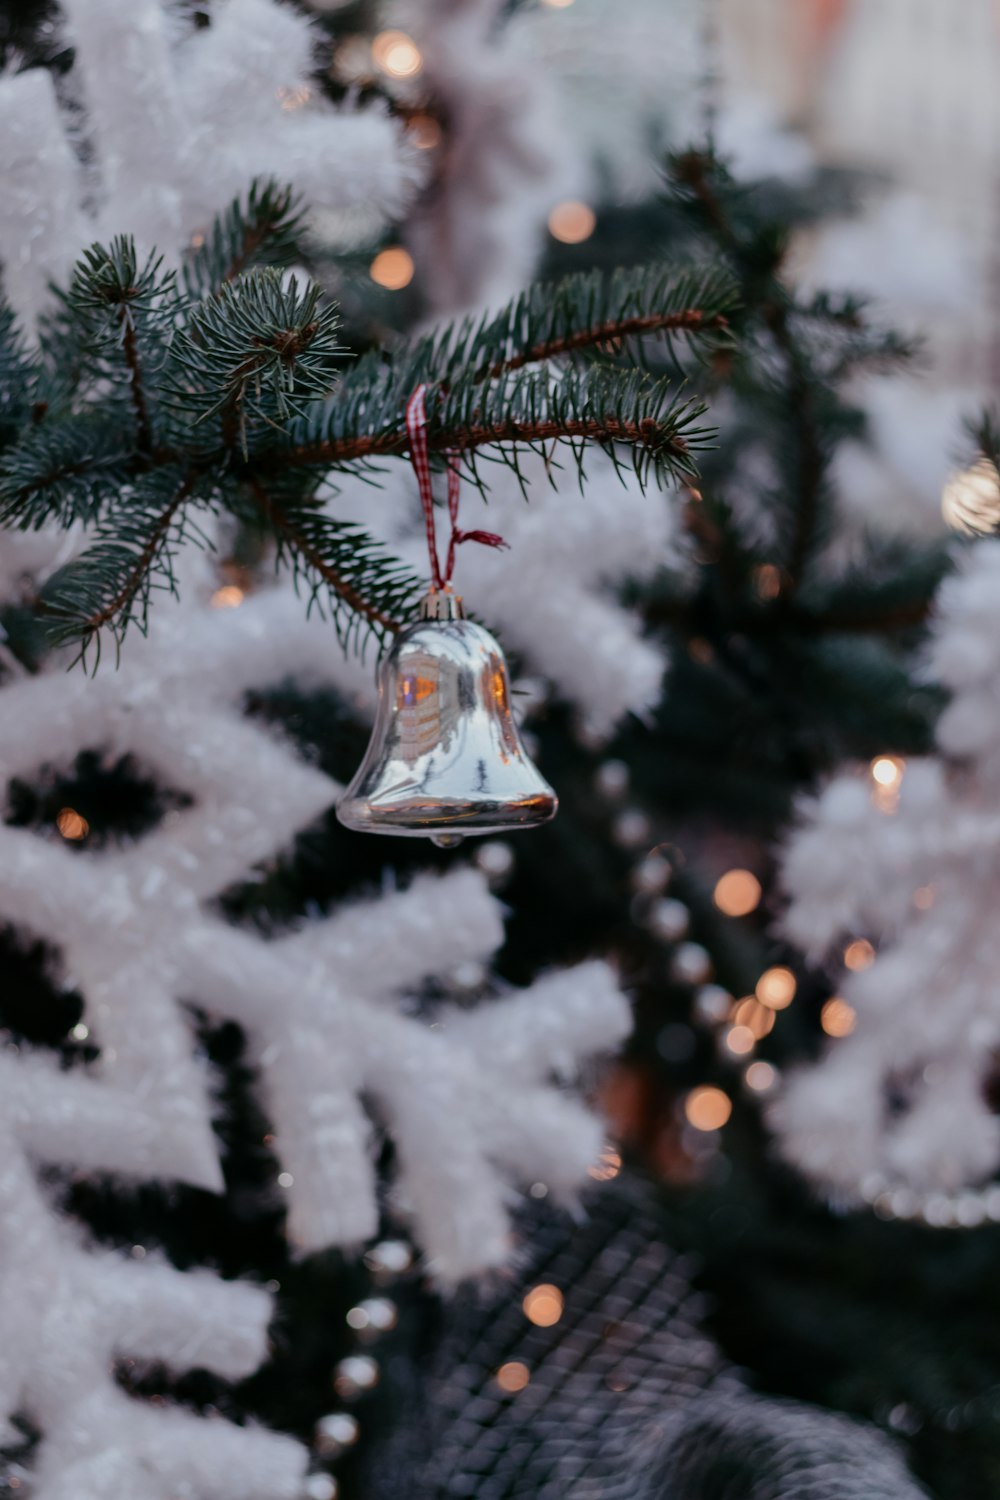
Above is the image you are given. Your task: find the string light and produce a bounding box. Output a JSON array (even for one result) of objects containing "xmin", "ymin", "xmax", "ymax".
[
  {"xmin": 56, "ymin": 808, "xmax": 89, "ymax": 841},
  {"xmin": 210, "ymin": 585, "xmax": 244, "ymax": 608},
  {"xmin": 547, "ymin": 201, "xmax": 596, "ymax": 244},
  {"xmin": 407, "ymin": 114, "xmax": 442, "ymax": 150},
  {"xmin": 369, "ymin": 247, "xmax": 414, "ymax": 290},
  {"xmin": 756, "ymin": 966, "xmax": 796, "ymax": 1010},
  {"xmin": 684, "ymin": 1085, "xmax": 732, "ymax": 1131},
  {"xmin": 371, "ymin": 30, "xmax": 422, "ymax": 78},
  {"xmin": 941, "ymin": 458, "xmax": 1000, "ymax": 535},
  {"xmin": 496, "ymin": 1361, "xmax": 530, "ymax": 1392},
  {"xmin": 744, "ymin": 1061, "xmax": 777, "ymax": 1093},
  {"xmin": 820, "ymin": 997, "xmax": 856, "ymax": 1037},
  {"xmin": 588, "ymin": 1145, "xmax": 621, "ymax": 1181},
  {"xmin": 522, "ymin": 1284, "xmax": 564, "ymax": 1327},
  {"xmin": 713, "ymin": 868, "xmax": 761, "ymax": 917},
  {"xmin": 276, "ymin": 84, "xmax": 311, "ymax": 111},
  {"xmin": 70, "ymin": 1022, "xmax": 90, "ymax": 1041},
  {"xmin": 732, "ymin": 997, "xmax": 775, "ymax": 1038},
  {"xmin": 333, "ymin": 1355, "xmax": 379, "ymax": 1398},
  {"xmin": 753, "ymin": 563, "xmax": 782, "ymax": 601},
  {"xmin": 843, "ymin": 938, "xmax": 875, "ymax": 972},
  {"xmin": 724, "ymin": 1025, "xmax": 755, "ymax": 1056},
  {"xmin": 870, "ymin": 755, "xmax": 903, "ymax": 787},
  {"xmin": 870, "ymin": 754, "xmax": 905, "ymax": 812}
]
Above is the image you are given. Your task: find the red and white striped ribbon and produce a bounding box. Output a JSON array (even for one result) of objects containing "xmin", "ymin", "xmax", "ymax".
[{"xmin": 405, "ymin": 384, "xmax": 506, "ymax": 591}]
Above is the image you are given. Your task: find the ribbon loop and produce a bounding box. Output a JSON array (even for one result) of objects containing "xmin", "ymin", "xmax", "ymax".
[{"xmin": 405, "ymin": 384, "xmax": 506, "ymax": 591}]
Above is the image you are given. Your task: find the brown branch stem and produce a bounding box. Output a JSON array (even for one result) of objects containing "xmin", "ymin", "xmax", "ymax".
[
  {"xmin": 283, "ymin": 415, "xmax": 692, "ymax": 470},
  {"xmin": 120, "ymin": 311, "xmax": 153, "ymax": 453},
  {"xmin": 246, "ymin": 479, "xmax": 402, "ymax": 635},
  {"xmin": 481, "ymin": 308, "xmax": 730, "ymax": 381},
  {"xmin": 79, "ymin": 475, "xmax": 194, "ymax": 636}
]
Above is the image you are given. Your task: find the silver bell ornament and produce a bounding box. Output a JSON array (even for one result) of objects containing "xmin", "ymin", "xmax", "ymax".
[{"xmin": 337, "ymin": 588, "xmax": 558, "ymax": 847}]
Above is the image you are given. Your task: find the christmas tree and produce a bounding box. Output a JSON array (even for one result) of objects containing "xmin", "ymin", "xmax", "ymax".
[{"xmin": 1, "ymin": 4, "xmax": 998, "ymax": 1499}]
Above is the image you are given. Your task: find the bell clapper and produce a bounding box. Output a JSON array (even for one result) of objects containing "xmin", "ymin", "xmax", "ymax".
[{"xmin": 430, "ymin": 832, "xmax": 466, "ymax": 849}]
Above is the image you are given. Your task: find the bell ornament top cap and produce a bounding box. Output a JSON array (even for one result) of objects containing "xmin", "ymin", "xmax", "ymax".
[{"xmin": 419, "ymin": 587, "xmax": 465, "ymax": 621}]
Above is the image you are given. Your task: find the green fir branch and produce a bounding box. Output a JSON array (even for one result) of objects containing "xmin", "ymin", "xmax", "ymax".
[
  {"xmin": 0, "ymin": 181, "xmax": 735, "ymax": 661},
  {"xmin": 39, "ymin": 467, "xmax": 204, "ymax": 665},
  {"xmin": 183, "ymin": 180, "xmax": 304, "ymax": 298}
]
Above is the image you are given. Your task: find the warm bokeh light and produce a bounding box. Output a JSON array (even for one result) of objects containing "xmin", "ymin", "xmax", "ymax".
[
  {"xmin": 756, "ymin": 966, "xmax": 797, "ymax": 1010},
  {"xmin": 843, "ymin": 938, "xmax": 875, "ymax": 972},
  {"xmin": 56, "ymin": 808, "xmax": 89, "ymax": 841},
  {"xmin": 753, "ymin": 563, "xmax": 782, "ymax": 601},
  {"xmin": 541, "ymin": 0, "xmax": 576, "ymax": 7},
  {"xmin": 369, "ymin": 247, "xmax": 415, "ymax": 290},
  {"xmin": 587, "ymin": 1145, "xmax": 621, "ymax": 1181},
  {"xmin": 372, "ymin": 29, "xmax": 423, "ymax": 78},
  {"xmin": 913, "ymin": 884, "xmax": 936, "ymax": 911},
  {"xmin": 407, "ymin": 113, "xmax": 442, "ymax": 150},
  {"xmin": 523, "ymin": 1284, "xmax": 564, "ymax": 1327},
  {"xmin": 821, "ymin": 997, "xmax": 857, "ymax": 1037},
  {"xmin": 684, "ymin": 1085, "xmax": 732, "ymax": 1132},
  {"xmin": 870, "ymin": 755, "xmax": 904, "ymax": 787},
  {"xmin": 547, "ymin": 200, "xmax": 596, "ymax": 244},
  {"xmin": 941, "ymin": 458, "xmax": 1000, "ymax": 536},
  {"xmin": 496, "ymin": 1361, "xmax": 530, "ymax": 1393},
  {"xmin": 745, "ymin": 1060, "xmax": 777, "ymax": 1093},
  {"xmin": 713, "ymin": 868, "xmax": 762, "ymax": 917},
  {"xmin": 725, "ymin": 1024, "xmax": 755, "ymax": 1056},
  {"xmin": 277, "ymin": 84, "xmax": 311, "ymax": 111},
  {"xmin": 211, "ymin": 585, "xmax": 245, "ymax": 609},
  {"xmin": 732, "ymin": 997, "xmax": 776, "ymax": 1038}
]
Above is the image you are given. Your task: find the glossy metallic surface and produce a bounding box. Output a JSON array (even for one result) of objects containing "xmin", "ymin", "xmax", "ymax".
[{"xmin": 337, "ymin": 599, "xmax": 558, "ymax": 841}]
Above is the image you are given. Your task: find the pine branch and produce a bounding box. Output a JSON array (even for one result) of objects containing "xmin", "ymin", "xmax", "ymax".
[
  {"xmin": 244, "ymin": 478, "xmax": 422, "ymax": 648},
  {"xmin": 183, "ymin": 180, "xmax": 304, "ymax": 297},
  {"xmin": 0, "ymin": 415, "xmax": 132, "ymax": 528},
  {"xmin": 666, "ymin": 149, "xmax": 832, "ymax": 593},
  {"xmin": 0, "ymin": 188, "xmax": 734, "ymax": 661},
  {"xmin": 167, "ymin": 270, "xmax": 342, "ymax": 438},
  {"xmin": 286, "ymin": 364, "xmax": 712, "ymax": 492},
  {"xmin": 39, "ymin": 467, "xmax": 202, "ymax": 665},
  {"xmin": 471, "ymin": 264, "xmax": 738, "ymax": 379}
]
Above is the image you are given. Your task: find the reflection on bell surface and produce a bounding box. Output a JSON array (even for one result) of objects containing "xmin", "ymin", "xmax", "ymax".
[{"xmin": 337, "ymin": 590, "xmax": 558, "ymax": 840}]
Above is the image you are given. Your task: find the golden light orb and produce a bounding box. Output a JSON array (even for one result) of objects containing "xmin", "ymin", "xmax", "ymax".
[
  {"xmin": 870, "ymin": 755, "xmax": 904, "ymax": 788},
  {"xmin": 821, "ymin": 997, "xmax": 857, "ymax": 1037},
  {"xmin": 523, "ymin": 1284, "xmax": 564, "ymax": 1327},
  {"xmin": 496, "ymin": 1361, "xmax": 531, "ymax": 1393},
  {"xmin": 211, "ymin": 585, "xmax": 245, "ymax": 609},
  {"xmin": 369, "ymin": 246, "xmax": 415, "ymax": 290},
  {"xmin": 56, "ymin": 808, "xmax": 89, "ymax": 841},
  {"xmin": 547, "ymin": 200, "xmax": 596, "ymax": 245},
  {"xmin": 941, "ymin": 458, "xmax": 1000, "ymax": 536},
  {"xmin": 407, "ymin": 113, "xmax": 442, "ymax": 150},
  {"xmin": 843, "ymin": 938, "xmax": 875, "ymax": 972},
  {"xmin": 745, "ymin": 1060, "xmax": 777, "ymax": 1093},
  {"xmin": 732, "ymin": 997, "xmax": 776, "ymax": 1039},
  {"xmin": 684, "ymin": 1085, "xmax": 732, "ymax": 1132},
  {"xmin": 587, "ymin": 1145, "xmax": 621, "ymax": 1182},
  {"xmin": 725, "ymin": 1024, "xmax": 756, "ymax": 1056},
  {"xmin": 713, "ymin": 868, "xmax": 762, "ymax": 917},
  {"xmin": 756, "ymin": 966, "xmax": 797, "ymax": 1010},
  {"xmin": 372, "ymin": 30, "xmax": 423, "ymax": 78}
]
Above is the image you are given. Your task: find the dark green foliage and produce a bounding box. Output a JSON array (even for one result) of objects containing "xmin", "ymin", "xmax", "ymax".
[{"xmin": 0, "ymin": 180, "xmax": 735, "ymax": 663}]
